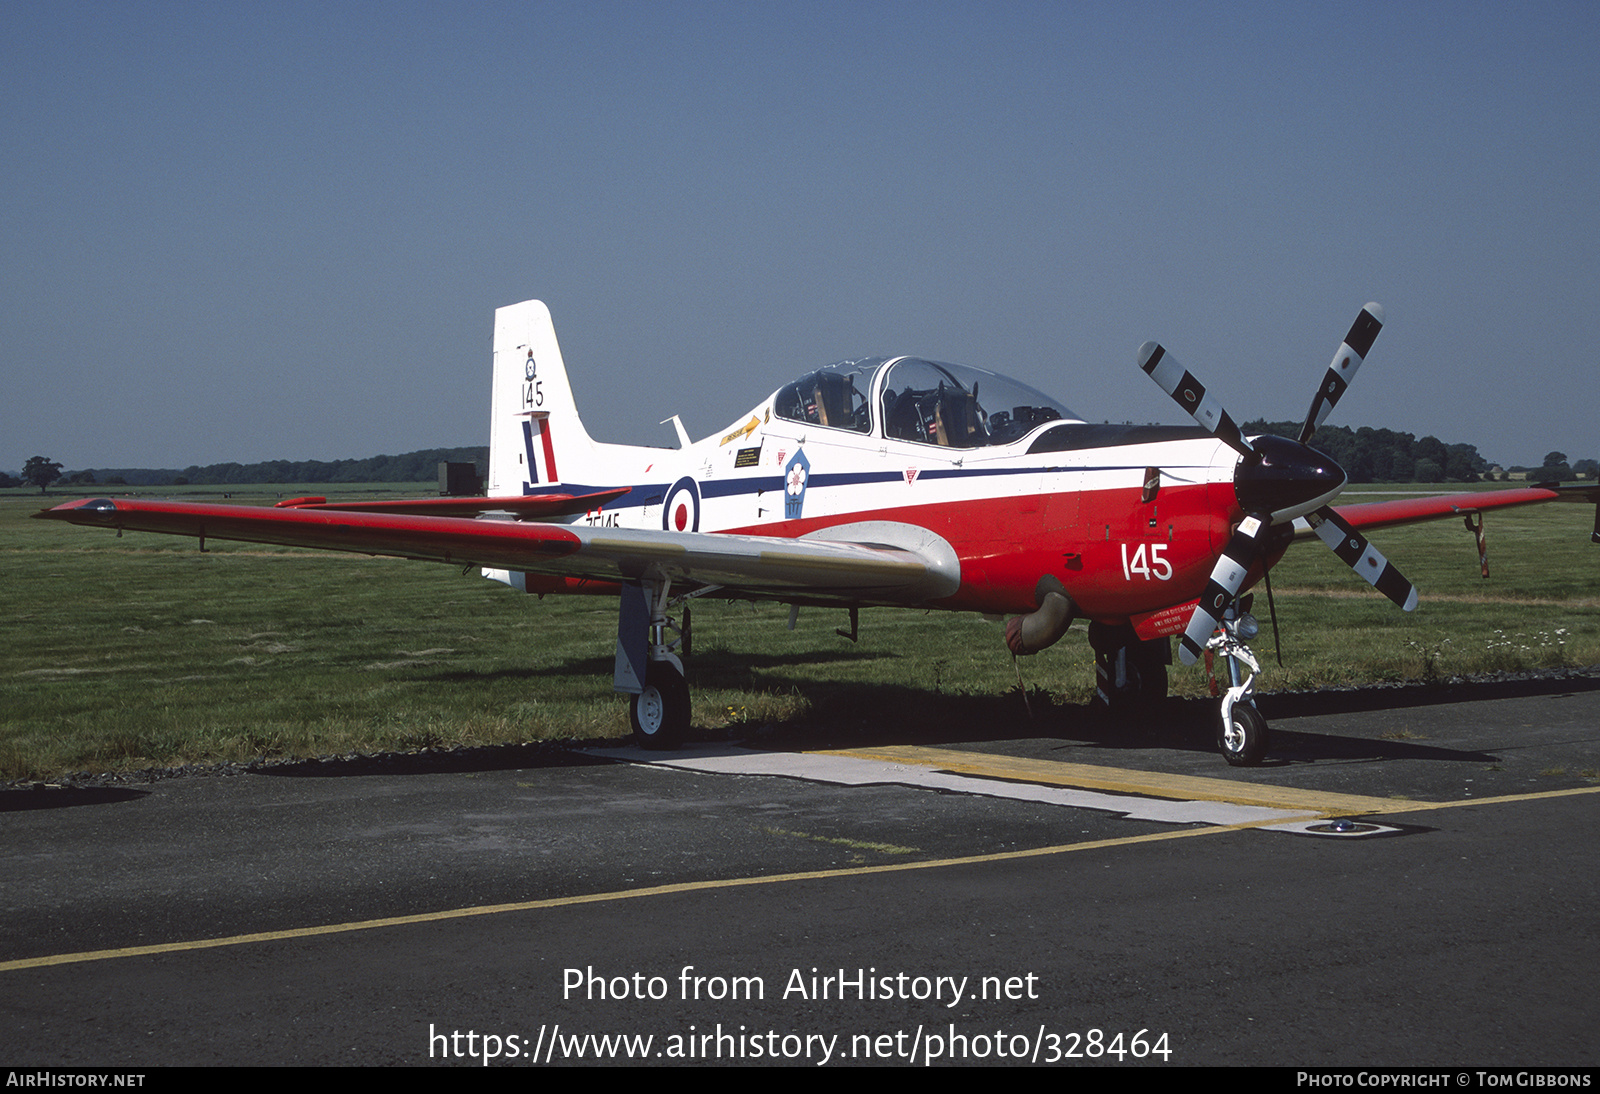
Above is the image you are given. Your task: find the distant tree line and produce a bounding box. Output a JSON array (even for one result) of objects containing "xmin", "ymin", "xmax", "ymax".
[
  {"xmin": 1244, "ymin": 421, "xmax": 1491, "ymax": 482},
  {"xmin": 1512, "ymin": 452, "xmax": 1598, "ymax": 482},
  {"xmin": 1241, "ymin": 422, "xmax": 1593, "ymax": 483},
  {"xmin": 30, "ymin": 447, "xmax": 488, "ymax": 489}
]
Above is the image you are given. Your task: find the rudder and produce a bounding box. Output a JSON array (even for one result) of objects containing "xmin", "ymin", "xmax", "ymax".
[{"xmin": 488, "ymin": 299, "xmax": 596, "ymax": 495}]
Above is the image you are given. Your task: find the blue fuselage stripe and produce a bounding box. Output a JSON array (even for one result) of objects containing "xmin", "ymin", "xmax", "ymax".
[{"xmin": 523, "ymin": 463, "xmax": 1181, "ymax": 511}]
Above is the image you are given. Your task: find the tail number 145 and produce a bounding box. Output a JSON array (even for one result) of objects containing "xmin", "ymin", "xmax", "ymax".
[{"xmin": 1120, "ymin": 542, "xmax": 1173, "ymax": 581}]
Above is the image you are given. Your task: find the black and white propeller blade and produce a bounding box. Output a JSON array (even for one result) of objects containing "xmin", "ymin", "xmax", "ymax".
[
  {"xmin": 1179, "ymin": 514, "xmax": 1269, "ymax": 665},
  {"xmin": 1303, "ymin": 506, "xmax": 1418, "ymax": 611},
  {"xmin": 1298, "ymin": 303, "xmax": 1383, "ymax": 444},
  {"xmin": 1142, "ymin": 300, "xmax": 1417, "ymax": 664},
  {"xmin": 1138, "ymin": 342, "xmax": 1254, "ymax": 459}
]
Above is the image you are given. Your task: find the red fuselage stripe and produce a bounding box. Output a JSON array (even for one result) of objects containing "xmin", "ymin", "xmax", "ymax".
[{"xmin": 722, "ymin": 481, "xmax": 1234, "ymax": 617}]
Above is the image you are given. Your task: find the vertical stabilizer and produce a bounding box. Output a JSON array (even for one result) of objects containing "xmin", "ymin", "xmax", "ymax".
[{"xmin": 488, "ymin": 300, "xmax": 597, "ymax": 495}]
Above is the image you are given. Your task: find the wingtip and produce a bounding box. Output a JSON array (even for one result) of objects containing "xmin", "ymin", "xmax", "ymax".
[{"xmin": 33, "ymin": 497, "xmax": 117, "ymax": 519}]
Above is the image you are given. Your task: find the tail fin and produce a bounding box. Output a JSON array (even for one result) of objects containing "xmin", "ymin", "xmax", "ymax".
[{"xmin": 488, "ymin": 300, "xmax": 598, "ymax": 495}]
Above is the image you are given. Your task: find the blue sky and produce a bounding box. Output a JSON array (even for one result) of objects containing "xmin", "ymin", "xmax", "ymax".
[{"xmin": 4, "ymin": 1, "xmax": 1595, "ymax": 473}]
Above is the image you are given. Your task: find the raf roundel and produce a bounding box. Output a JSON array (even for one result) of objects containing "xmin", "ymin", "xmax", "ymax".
[{"xmin": 662, "ymin": 476, "xmax": 701, "ymax": 533}]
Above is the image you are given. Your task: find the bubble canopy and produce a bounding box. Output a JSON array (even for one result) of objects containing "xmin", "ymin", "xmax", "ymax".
[{"xmin": 771, "ymin": 356, "xmax": 1080, "ymax": 448}]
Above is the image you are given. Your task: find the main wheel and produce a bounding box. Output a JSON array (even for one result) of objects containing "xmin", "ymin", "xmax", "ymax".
[
  {"xmin": 1089, "ymin": 624, "xmax": 1170, "ymax": 718},
  {"xmin": 630, "ymin": 661, "xmax": 690, "ymax": 748},
  {"xmin": 1218, "ymin": 702, "xmax": 1269, "ymax": 766},
  {"xmin": 1131, "ymin": 656, "xmax": 1168, "ymax": 704}
]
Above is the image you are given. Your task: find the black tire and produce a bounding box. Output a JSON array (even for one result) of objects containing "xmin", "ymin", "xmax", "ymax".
[
  {"xmin": 1133, "ymin": 658, "xmax": 1168, "ymax": 704},
  {"xmin": 630, "ymin": 662, "xmax": 690, "ymax": 748},
  {"xmin": 1090, "ymin": 626, "xmax": 1170, "ymax": 717},
  {"xmin": 1218, "ymin": 702, "xmax": 1269, "ymax": 766}
]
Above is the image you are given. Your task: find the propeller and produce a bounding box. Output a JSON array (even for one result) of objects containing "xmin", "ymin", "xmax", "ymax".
[{"xmin": 1140, "ymin": 303, "xmax": 1417, "ymax": 665}]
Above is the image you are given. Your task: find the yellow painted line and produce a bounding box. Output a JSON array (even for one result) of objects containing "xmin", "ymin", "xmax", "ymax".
[
  {"xmin": 818, "ymin": 745, "xmax": 1600, "ymax": 818},
  {"xmin": 6, "ymin": 761, "xmax": 1587, "ymax": 972},
  {"xmin": 1374, "ymin": 784, "xmax": 1600, "ymax": 815},
  {"xmin": 2, "ymin": 821, "xmax": 1270, "ymax": 974},
  {"xmin": 816, "ymin": 745, "xmax": 1428, "ymax": 816},
  {"xmin": 8, "ymin": 778, "xmax": 1590, "ymax": 978}
]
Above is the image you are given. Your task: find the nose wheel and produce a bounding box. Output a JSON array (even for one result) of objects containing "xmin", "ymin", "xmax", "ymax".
[
  {"xmin": 1207, "ymin": 607, "xmax": 1270, "ymax": 766},
  {"xmin": 1218, "ymin": 700, "xmax": 1268, "ymax": 767}
]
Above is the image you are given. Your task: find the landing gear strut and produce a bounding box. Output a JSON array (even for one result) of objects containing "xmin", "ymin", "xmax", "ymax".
[
  {"xmin": 616, "ymin": 576, "xmax": 696, "ymax": 748},
  {"xmin": 1088, "ymin": 622, "xmax": 1170, "ymax": 713}
]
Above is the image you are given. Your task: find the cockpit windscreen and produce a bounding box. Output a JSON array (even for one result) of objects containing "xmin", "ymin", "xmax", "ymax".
[
  {"xmin": 879, "ymin": 359, "xmax": 1078, "ymax": 448},
  {"xmin": 772, "ymin": 360, "xmax": 877, "ymax": 434},
  {"xmin": 772, "ymin": 356, "xmax": 1078, "ymax": 447}
]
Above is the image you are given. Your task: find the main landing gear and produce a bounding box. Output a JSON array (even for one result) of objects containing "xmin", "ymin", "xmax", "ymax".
[
  {"xmin": 615, "ymin": 576, "xmax": 701, "ymax": 748},
  {"xmin": 630, "ymin": 660, "xmax": 690, "ymax": 748},
  {"xmin": 1088, "ymin": 621, "xmax": 1170, "ymax": 712}
]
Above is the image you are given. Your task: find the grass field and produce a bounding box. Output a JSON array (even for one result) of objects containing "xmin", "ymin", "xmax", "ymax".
[{"xmin": 3, "ymin": 483, "xmax": 1597, "ymax": 779}]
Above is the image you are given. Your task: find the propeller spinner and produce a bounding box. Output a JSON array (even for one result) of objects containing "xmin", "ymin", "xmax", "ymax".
[{"xmin": 1140, "ymin": 303, "xmax": 1417, "ymax": 665}]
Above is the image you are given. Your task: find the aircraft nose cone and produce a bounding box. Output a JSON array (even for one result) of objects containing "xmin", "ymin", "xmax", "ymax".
[{"xmin": 1234, "ymin": 433, "xmax": 1347, "ymax": 522}]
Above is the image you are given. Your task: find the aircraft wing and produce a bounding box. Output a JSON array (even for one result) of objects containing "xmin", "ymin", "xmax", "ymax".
[
  {"xmin": 34, "ymin": 498, "xmax": 960, "ymax": 602},
  {"xmin": 1308, "ymin": 483, "xmax": 1599, "ymax": 536}
]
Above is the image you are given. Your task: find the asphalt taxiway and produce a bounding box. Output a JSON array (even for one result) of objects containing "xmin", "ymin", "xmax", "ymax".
[{"xmin": 4, "ymin": 675, "xmax": 1597, "ymax": 1066}]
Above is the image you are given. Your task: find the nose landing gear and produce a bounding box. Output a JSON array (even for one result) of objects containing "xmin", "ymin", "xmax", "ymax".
[{"xmin": 1207, "ymin": 605, "xmax": 1268, "ymax": 766}]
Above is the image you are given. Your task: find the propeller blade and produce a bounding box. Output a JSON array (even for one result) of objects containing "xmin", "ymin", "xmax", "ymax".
[
  {"xmin": 1305, "ymin": 505, "xmax": 1418, "ymax": 611},
  {"xmin": 1138, "ymin": 342, "xmax": 1254, "ymax": 459},
  {"xmin": 1179, "ymin": 514, "xmax": 1270, "ymax": 665},
  {"xmin": 1298, "ymin": 303, "xmax": 1384, "ymax": 444}
]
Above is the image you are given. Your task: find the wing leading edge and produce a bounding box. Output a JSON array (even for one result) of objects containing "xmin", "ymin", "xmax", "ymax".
[
  {"xmin": 34, "ymin": 498, "xmax": 960, "ymax": 603},
  {"xmin": 1308, "ymin": 484, "xmax": 1598, "ymax": 536}
]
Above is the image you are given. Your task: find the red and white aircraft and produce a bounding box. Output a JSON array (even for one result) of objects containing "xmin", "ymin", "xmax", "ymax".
[{"xmin": 38, "ymin": 299, "xmax": 1595, "ymax": 763}]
